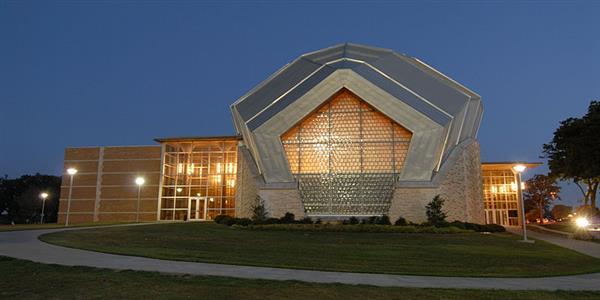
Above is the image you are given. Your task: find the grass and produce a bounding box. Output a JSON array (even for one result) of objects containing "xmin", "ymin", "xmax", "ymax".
[
  {"xmin": 0, "ymin": 222, "xmax": 133, "ymax": 232},
  {"xmin": 1, "ymin": 256, "xmax": 599, "ymax": 300},
  {"xmin": 40, "ymin": 222, "xmax": 600, "ymax": 277},
  {"xmin": 542, "ymin": 223, "xmax": 578, "ymax": 233}
]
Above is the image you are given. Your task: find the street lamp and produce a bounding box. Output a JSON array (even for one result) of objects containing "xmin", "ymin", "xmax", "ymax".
[
  {"xmin": 512, "ymin": 164, "xmax": 532, "ymax": 243},
  {"xmin": 40, "ymin": 192, "xmax": 48, "ymax": 224},
  {"xmin": 135, "ymin": 177, "xmax": 145, "ymax": 222},
  {"xmin": 65, "ymin": 168, "xmax": 78, "ymax": 226}
]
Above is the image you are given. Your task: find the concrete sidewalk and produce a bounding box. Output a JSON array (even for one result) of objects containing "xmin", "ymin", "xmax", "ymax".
[
  {"xmin": 1, "ymin": 226, "xmax": 600, "ymax": 291},
  {"xmin": 507, "ymin": 226, "xmax": 600, "ymax": 259}
]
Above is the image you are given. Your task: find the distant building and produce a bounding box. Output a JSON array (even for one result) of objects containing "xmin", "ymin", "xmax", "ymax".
[{"xmin": 58, "ymin": 43, "xmax": 538, "ymax": 226}]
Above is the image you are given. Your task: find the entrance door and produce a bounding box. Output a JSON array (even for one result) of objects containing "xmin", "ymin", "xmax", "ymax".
[
  {"xmin": 188, "ymin": 197, "xmax": 207, "ymax": 221},
  {"xmin": 485, "ymin": 209, "xmax": 510, "ymax": 226}
]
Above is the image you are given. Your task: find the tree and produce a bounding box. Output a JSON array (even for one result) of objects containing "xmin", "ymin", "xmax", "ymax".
[
  {"xmin": 523, "ymin": 174, "xmax": 560, "ymax": 223},
  {"xmin": 425, "ymin": 195, "xmax": 447, "ymax": 226},
  {"xmin": 250, "ymin": 196, "xmax": 267, "ymax": 222},
  {"xmin": 543, "ymin": 101, "xmax": 600, "ymax": 210},
  {"xmin": 0, "ymin": 174, "xmax": 61, "ymax": 224},
  {"xmin": 551, "ymin": 204, "xmax": 572, "ymax": 220}
]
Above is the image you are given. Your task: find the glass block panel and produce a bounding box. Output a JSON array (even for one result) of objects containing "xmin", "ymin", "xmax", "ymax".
[{"xmin": 281, "ymin": 89, "xmax": 413, "ymax": 216}]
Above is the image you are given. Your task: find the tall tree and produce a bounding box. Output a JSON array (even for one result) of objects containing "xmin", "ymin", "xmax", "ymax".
[
  {"xmin": 543, "ymin": 100, "xmax": 600, "ymax": 209},
  {"xmin": 0, "ymin": 174, "xmax": 61, "ymax": 224},
  {"xmin": 523, "ymin": 174, "xmax": 561, "ymax": 222},
  {"xmin": 551, "ymin": 204, "xmax": 572, "ymax": 220}
]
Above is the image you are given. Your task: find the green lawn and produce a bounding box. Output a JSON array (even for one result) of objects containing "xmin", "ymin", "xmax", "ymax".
[
  {"xmin": 40, "ymin": 223, "xmax": 600, "ymax": 277},
  {"xmin": 542, "ymin": 223, "xmax": 578, "ymax": 233},
  {"xmin": 1, "ymin": 256, "xmax": 599, "ymax": 300},
  {"xmin": 0, "ymin": 222, "xmax": 132, "ymax": 232}
]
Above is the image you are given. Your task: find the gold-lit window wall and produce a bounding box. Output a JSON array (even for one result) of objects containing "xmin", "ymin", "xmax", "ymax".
[
  {"xmin": 482, "ymin": 168, "xmax": 523, "ymax": 226},
  {"xmin": 281, "ymin": 89, "xmax": 412, "ymax": 215},
  {"xmin": 159, "ymin": 140, "xmax": 237, "ymax": 220}
]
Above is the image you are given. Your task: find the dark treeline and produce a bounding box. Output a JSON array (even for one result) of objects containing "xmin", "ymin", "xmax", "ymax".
[{"xmin": 0, "ymin": 174, "xmax": 61, "ymax": 224}]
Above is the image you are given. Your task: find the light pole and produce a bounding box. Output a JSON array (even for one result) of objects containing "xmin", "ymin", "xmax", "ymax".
[
  {"xmin": 40, "ymin": 192, "xmax": 48, "ymax": 224},
  {"xmin": 135, "ymin": 177, "xmax": 145, "ymax": 222},
  {"xmin": 512, "ymin": 164, "xmax": 532, "ymax": 243},
  {"xmin": 65, "ymin": 168, "xmax": 78, "ymax": 226}
]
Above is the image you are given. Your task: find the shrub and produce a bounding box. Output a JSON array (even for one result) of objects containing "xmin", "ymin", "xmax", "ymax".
[
  {"xmin": 449, "ymin": 220, "xmax": 466, "ymax": 229},
  {"xmin": 448, "ymin": 221, "xmax": 506, "ymax": 233},
  {"xmin": 280, "ymin": 212, "xmax": 295, "ymax": 224},
  {"xmin": 263, "ymin": 217, "xmax": 280, "ymax": 225},
  {"xmin": 426, "ymin": 195, "xmax": 447, "ymax": 226},
  {"xmin": 482, "ymin": 224, "xmax": 506, "ymax": 233},
  {"xmin": 348, "ymin": 217, "xmax": 360, "ymax": 225},
  {"xmin": 378, "ymin": 215, "xmax": 391, "ymax": 225},
  {"xmin": 233, "ymin": 218, "xmax": 253, "ymax": 226},
  {"xmin": 361, "ymin": 215, "xmax": 391, "ymax": 225},
  {"xmin": 214, "ymin": 215, "xmax": 234, "ymax": 226},
  {"xmin": 394, "ymin": 217, "xmax": 407, "ymax": 226},
  {"xmin": 251, "ymin": 196, "xmax": 268, "ymax": 223},
  {"xmin": 315, "ymin": 218, "xmax": 322, "ymax": 224},
  {"xmin": 299, "ymin": 217, "xmax": 313, "ymax": 224}
]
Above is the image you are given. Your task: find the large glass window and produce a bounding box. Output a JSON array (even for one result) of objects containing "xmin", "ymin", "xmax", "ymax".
[
  {"xmin": 482, "ymin": 168, "xmax": 520, "ymax": 226},
  {"xmin": 281, "ymin": 89, "xmax": 412, "ymax": 216},
  {"xmin": 160, "ymin": 140, "xmax": 237, "ymax": 220}
]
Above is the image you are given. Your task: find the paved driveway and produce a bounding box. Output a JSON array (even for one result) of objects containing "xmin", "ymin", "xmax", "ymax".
[{"xmin": 1, "ymin": 225, "xmax": 600, "ymax": 291}]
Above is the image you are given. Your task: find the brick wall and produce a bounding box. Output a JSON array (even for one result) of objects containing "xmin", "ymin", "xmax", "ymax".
[{"xmin": 58, "ymin": 146, "xmax": 161, "ymax": 224}]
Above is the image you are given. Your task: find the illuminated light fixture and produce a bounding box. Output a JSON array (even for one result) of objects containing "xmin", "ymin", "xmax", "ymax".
[
  {"xmin": 576, "ymin": 217, "xmax": 590, "ymax": 228},
  {"xmin": 40, "ymin": 192, "xmax": 49, "ymax": 224},
  {"xmin": 512, "ymin": 164, "xmax": 527, "ymax": 173},
  {"xmin": 228, "ymin": 179, "xmax": 235, "ymax": 187},
  {"xmin": 187, "ymin": 163, "xmax": 194, "ymax": 175},
  {"xmin": 521, "ymin": 182, "xmax": 526, "ymax": 190},
  {"xmin": 209, "ymin": 198, "xmax": 214, "ymax": 202},
  {"xmin": 65, "ymin": 168, "xmax": 78, "ymax": 226},
  {"xmin": 196, "ymin": 193, "xmax": 201, "ymax": 196},
  {"xmin": 216, "ymin": 163, "xmax": 222, "ymax": 174},
  {"xmin": 490, "ymin": 186, "xmax": 497, "ymax": 194},
  {"xmin": 176, "ymin": 187, "xmax": 183, "ymax": 193},
  {"xmin": 510, "ymin": 182, "xmax": 517, "ymax": 192},
  {"xmin": 177, "ymin": 163, "xmax": 184, "ymax": 174},
  {"xmin": 135, "ymin": 177, "xmax": 145, "ymax": 186}
]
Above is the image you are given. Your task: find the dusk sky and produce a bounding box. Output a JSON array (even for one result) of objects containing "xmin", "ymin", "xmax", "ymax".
[{"xmin": 1, "ymin": 1, "xmax": 599, "ymax": 206}]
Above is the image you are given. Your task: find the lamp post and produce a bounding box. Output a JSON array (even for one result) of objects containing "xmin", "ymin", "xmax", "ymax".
[
  {"xmin": 512, "ymin": 164, "xmax": 532, "ymax": 243},
  {"xmin": 65, "ymin": 168, "xmax": 78, "ymax": 226},
  {"xmin": 135, "ymin": 177, "xmax": 145, "ymax": 222},
  {"xmin": 40, "ymin": 192, "xmax": 48, "ymax": 224}
]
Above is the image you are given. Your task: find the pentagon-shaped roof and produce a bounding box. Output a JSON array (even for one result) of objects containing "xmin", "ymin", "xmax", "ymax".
[{"xmin": 231, "ymin": 43, "xmax": 483, "ymax": 183}]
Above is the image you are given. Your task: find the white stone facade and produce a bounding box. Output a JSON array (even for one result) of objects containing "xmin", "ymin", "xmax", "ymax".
[{"xmin": 388, "ymin": 139, "xmax": 485, "ymax": 224}]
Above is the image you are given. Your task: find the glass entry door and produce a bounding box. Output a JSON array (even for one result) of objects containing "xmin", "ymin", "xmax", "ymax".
[
  {"xmin": 188, "ymin": 197, "xmax": 207, "ymax": 221},
  {"xmin": 485, "ymin": 209, "xmax": 510, "ymax": 226}
]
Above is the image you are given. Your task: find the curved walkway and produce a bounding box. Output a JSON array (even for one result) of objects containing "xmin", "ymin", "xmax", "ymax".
[{"xmin": 1, "ymin": 225, "xmax": 600, "ymax": 291}]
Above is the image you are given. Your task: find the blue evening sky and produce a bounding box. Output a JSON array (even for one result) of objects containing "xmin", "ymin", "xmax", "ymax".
[{"xmin": 1, "ymin": 1, "xmax": 599, "ymax": 206}]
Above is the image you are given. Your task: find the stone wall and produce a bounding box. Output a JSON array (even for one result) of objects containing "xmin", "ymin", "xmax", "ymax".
[
  {"xmin": 235, "ymin": 146, "xmax": 261, "ymax": 218},
  {"xmin": 259, "ymin": 188, "xmax": 305, "ymax": 219},
  {"xmin": 388, "ymin": 139, "xmax": 484, "ymax": 224}
]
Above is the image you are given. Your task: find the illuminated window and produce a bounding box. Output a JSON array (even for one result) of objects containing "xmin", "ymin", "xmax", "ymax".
[
  {"xmin": 281, "ymin": 89, "xmax": 412, "ymax": 215},
  {"xmin": 160, "ymin": 140, "xmax": 237, "ymax": 220}
]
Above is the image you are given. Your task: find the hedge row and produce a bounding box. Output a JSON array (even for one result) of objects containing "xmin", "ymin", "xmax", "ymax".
[{"xmin": 239, "ymin": 224, "xmax": 473, "ymax": 234}]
